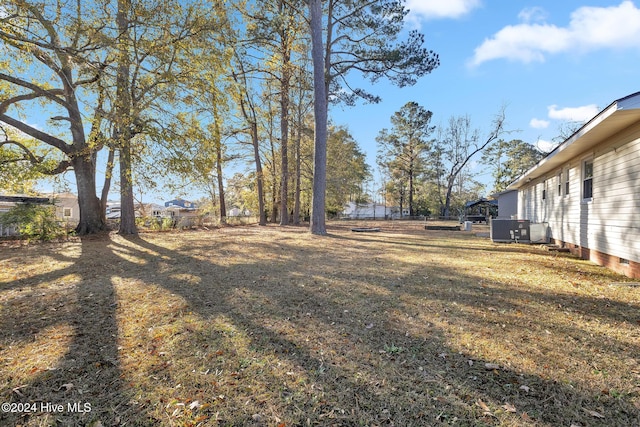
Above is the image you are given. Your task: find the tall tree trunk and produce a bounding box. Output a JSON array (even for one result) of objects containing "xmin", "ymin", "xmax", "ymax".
[
  {"xmin": 293, "ymin": 118, "xmax": 301, "ymax": 225},
  {"xmin": 207, "ymin": 180, "xmax": 217, "ymax": 213},
  {"xmin": 251, "ymin": 121, "xmax": 267, "ymax": 225},
  {"xmin": 271, "ymin": 177, "xmax": 278, "ymax": 223},
  {"xmin": 279, "ymin": 0, "xmax": 291, "ymax": 226},
  {"xmin": 215, "ymin": 140, "xmax": 226, "ymax": 225},
  {"xmin": 100, "ymin": 146, "xmax": 115, "ymax": 222},
  {"xmin": 212, "ymin": 102, "xmax": 226, "ymax": 224},
  {"xmin": 116, "ymin": 0, "xmax": 137, "ymax": 235},
  {"xmin": 309, "ymin": 0, "xmax": 327, "ymax": 235},
  {"xmin": 408, "ymin": 161, "xmax": 414, "ymax": 217},
  {"xmin": 73, "ymin": 154, "xmax": 105, "ymax": 235},
  {"xmin": 269, "ymin": 130, "xmax": 279, "ymax": 223},
  {"xmin": 216, "ymin": 167, "xmax": 226, "ymax": 224},
  {"xmin": 279, "ymin": 78, "xmax": 290, "ymax": 225},
  {"xmin": 119, "ymin": 141, "xmax": 137, "ymax": 234},
  {"xmin": 443, "ymin": 175, "xmax": 455, "ymax": 219},
  {"xmin": 67, "ymin": 69, "xmax": 106, "ymax": 235}
]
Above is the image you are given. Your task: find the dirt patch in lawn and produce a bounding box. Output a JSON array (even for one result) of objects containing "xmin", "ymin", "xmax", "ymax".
[{"xmin": 1, "ymin": 221, "xmax": 639, "ymax": 426}]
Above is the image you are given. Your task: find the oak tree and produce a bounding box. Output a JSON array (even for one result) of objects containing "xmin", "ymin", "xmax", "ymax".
[{"xmin": 0, "ymin": 0, "xmax": 107, "ymax": 234}]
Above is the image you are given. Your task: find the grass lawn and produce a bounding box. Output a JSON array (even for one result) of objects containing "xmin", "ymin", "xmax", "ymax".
[{"xmin": 1, "ymin": 221, "xmax": 639, "ymax": 426}]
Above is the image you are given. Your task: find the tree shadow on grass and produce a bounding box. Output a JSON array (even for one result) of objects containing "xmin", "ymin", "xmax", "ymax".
[
  {"xmin": 1, "ymin": 229, "xmax": 639, "ymax": 426},
  {"xmin": 0, "ymin": 235, "xmax": 153, "ymax": 426},
  {"xmin": 128, "ymin": 231, "xmax": 640, "ymax": 426}
]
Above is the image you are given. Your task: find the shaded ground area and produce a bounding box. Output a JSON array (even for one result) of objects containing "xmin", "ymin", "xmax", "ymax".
[{"xmin": 1, "ymin": 221, "xmax": 639, "ymax": 426}]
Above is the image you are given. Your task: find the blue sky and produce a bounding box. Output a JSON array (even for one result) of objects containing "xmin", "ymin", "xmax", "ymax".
[{"xmin": 336, "ymin": 0, "xmax": 640, "ymax": 188}]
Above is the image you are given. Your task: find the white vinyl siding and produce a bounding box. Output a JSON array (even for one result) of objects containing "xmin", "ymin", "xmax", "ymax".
[
  {"xmin": 586, "ymin": 134, "xmax": 640, "ymax": 261},
  {"xmin": 519, "ymin": 121, "xmax": 640, "ymax": 263}
]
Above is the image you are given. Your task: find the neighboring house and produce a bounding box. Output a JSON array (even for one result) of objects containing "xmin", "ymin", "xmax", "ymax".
[
  {"xmin": 506, "ymin": 91, "xmax": 640, "ymax": 278},
  {"xmin": 165, "ymin": 198, "xmax": 197, "ymax": 209},
  {"xmin": 164, "ymin": 198, "xmax": 198, "ymax": 224},
  {"xmin": 0, "ymin": 194, "xmax": 53, "ymax": 236},
  {"xmin": 0, "ymin": 199, "xmax": 15, "ymax": 233},
  {"xmin": 1, "ymin": 193, "xmax": 78, "ymax": 225},
  {"xmin": 106, "ymin": 201, "xmax": 163, "ymax": 219},
  {"xmin": 164, "ymin": 205, "xmax": 200, "ymax": 228},
  {"xmin": 137, "ymin": 203, "xmax": 166, "ymax": 218},
  {"xmin": 342, "ymin": 201, "xmax": 392, "ymax": 219},
  {"xmin": 0, "ymin": 197, "xmax": 19, "ymax": 221},
  {"xmin": 105, "ymin": 200, "xmax": 120, "ymax": 217},
  {"xmin": 46, "ymin": 192, "xmax": 80, "ymax": 225}
]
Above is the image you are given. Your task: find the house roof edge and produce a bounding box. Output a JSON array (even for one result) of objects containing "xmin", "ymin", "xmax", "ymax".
[{"xmin": 506, "ymin": 91, "xmax": 640, "ymax": 191}]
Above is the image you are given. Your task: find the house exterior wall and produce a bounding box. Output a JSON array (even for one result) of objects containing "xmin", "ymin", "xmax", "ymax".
[
  {"xmin": 518, "ymin": 121, "xmax": 640, "ymax": 277},
  {"xmin": 342, "ymin": 202, "xmax": 390, "ymax": 219},
  {"xmin": 0, "ymin": 195, "xmax": 78, "ymax": 234},
  {"xmin": 165, "ymin": 199, "xmax": 197, "ymax": 209},
  {"xmin": 0, "ymin": 201, "xmax": 17, "ymax": 236},
  {"xmin": 496, "ymin": 191, "xmax": 517, "ymax": 219},
  {"xmin": 52, "ymin": 194, "xmax": 80, "ymax": 225}
]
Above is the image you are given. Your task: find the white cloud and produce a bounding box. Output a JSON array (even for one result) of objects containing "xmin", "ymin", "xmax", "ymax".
[
  {"xmin": 569, "ymin": 1, "xmax": 640, "ymax": 49},
  {"xmin": 528, "ymin": 104, "xmax": 599, "ymax": 151},
  {"xmin": 470, "ymin": 1, "xmax": 640, "ymax": 66},
  {"xmin": 529, "ymin": 118, "xmax": 550, "ymax": 129},
  {"xmin": 406, "ymin": 0, "xmax": 481, "ymax": 22},
  {"xmin": 470, "ymin": 23, "xmax": 572, "ymax": 65},
  {"xmin": 517, "ymin": 7, "xmax": 548, "ymax": 24},
  {"xmin": 547, "ymin": 104, "xmax": 599, "ymax": 122}
]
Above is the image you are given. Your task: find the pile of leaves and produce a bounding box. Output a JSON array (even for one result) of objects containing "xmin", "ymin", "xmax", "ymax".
[{"xmin": 1, "ymin": 222, "xmax": 638, "ymax": 426}]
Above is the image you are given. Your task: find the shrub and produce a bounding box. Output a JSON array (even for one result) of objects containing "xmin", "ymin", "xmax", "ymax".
[
  {"xmin": 138, "ymin": 216, "xmax": 175, "ymax": 231},
  {"xmin": 0, "ymin": 203, "xmax": 66, "ymax": 241}
]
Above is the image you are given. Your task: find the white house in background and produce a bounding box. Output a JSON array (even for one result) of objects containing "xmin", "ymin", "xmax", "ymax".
[
  {"xmin": 106, "ymin": 201, "xmax": 164, "ymax": 219},
  {"xmin": 105, "ymin": 200, "xmax": 121, "ymax": 219},
  {"xmin": 0, "ymin": 195, "xmax": 50, "ymax": 236},
  {"xmin": 138, "ymin": 203, "xmax": 166, "ymax": 218},
  {"xmin": 45, "ymin": 192, "xmax": 80, "ymax": 225},
  {"xmin": 506, "ymin": 91, "xmax": 640, "ymax": 278},
  {"xmin": 342, "ymin": 201, "xmax": 395, "ymax": 219},
  {"xmin": 0, "ymin": 193, "xmax": 78, "ymax": 234},
  {"xmin": 0, "ymin": 198, "xmax": 17, "ymax": 236}
]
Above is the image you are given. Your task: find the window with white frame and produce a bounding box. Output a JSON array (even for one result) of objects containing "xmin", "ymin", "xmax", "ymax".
[
  {"xmin": 582, "ymin": 159, "xmax": 593, "ymax": 200},
  {"xmin": 557, "ymin": 171, "xmax": 562, "ymax": 196},
  {"xmin": 564, "ymin": 167, "xmax": 570, "ymax": 196},
  {"xmin": 63, "ymin": 207, "xmax": 72, "ymax": 218}
]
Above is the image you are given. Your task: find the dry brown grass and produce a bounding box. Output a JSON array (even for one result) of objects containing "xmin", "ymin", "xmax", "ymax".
[{"xmin": 0, "ymin": 221, "xmax": 639, "ymax": 426}]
